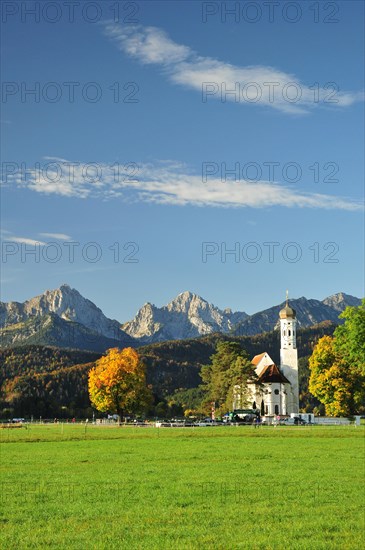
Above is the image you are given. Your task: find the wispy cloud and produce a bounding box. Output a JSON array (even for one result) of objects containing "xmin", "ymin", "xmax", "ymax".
[
  {"xmin": 104, "ymin": 24, "xmax": 364, "ymax": 114},
  {"xmin": 1, "ymin": 230, "xmax": 72, "ymax": 246},
  {"xmin": 4, "ymin": 157, "xmax": 363, "ymax": 212},
  {"xmin": 5, "ymin": 236, "xmax": 47, "ymax": 246},
  {"xmin": 39, "ymin": 233, "xmax": 72, "ymax": 241}
]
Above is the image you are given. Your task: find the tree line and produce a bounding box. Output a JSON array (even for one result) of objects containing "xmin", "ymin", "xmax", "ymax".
[{"xmin": 1, "ymin": 303, "xmax": 363, "ymax": 419}]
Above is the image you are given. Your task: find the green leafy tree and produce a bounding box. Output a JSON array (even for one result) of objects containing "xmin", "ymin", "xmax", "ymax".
[
  {"xmin": 168, "ymin": 387, "xmax": 207, "ymax": 417},
  {"xmin": 200, "ymin": 341, "xmax": 259, "ymax": 415},
  {"xmin": 309, "ymin": 302, "xmax": 365, "ymax": 416},
  {"xmin": 334, "ymin": 300, "xmax": 365, "ymax": 378}
]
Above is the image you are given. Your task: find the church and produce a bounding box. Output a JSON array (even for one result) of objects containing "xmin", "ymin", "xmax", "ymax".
[{"xmin": 233, "ymin": 294, "xmax": 299, "ymax": 416}]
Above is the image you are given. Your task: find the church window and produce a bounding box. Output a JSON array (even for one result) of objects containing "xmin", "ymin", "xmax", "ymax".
[
  {"xmin": 274, "ymin": 389, "xmax": 279, "ymax": 395},
  {"xmin": 288, "ymin": 330, "xmax": 291, "ymax": 336},
  {"xmin": 275, "ymin": 405, "xmax": 279, "ymax": 415},
  {"xmin": 265, "ymin": 405, "xmax": 269, "ymax": 414}
]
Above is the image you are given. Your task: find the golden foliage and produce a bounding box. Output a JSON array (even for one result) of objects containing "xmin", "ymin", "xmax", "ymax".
[
  {"xmin": 88, "ymin": 348, "xmax": 151, "ymax": 418},
  {"xmin": 309, "ymin": 336, "xmax": 354, "ymax": 416}
]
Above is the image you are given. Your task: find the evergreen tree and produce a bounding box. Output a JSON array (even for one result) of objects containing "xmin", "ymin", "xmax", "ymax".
[{"xmin": 200, "ymin": 341, "xmax": 259, "ymax": 415}]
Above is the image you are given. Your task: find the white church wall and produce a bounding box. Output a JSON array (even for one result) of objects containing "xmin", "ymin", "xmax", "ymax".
[
  {"xmin": 280, "ymin": 348, "xmax": 299, "ymax": 413},
  {"xmin": 262, "ymin": 383, "xmax": 285, "ymax": 415}
]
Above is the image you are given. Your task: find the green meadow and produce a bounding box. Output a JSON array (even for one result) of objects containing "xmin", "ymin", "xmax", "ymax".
[{"xmin": 1, "ymin": 425, "xmax": 364, "ymax": 549}]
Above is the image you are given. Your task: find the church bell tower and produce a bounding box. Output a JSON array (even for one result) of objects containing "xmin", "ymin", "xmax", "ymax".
[{"xmin": 279, "ymin": 291, "xmax": 299, "ymax": 414}]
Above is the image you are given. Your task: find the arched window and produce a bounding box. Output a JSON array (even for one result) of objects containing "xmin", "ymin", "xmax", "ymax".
[
  {"xmin": 275, "ymin": 405, "xmax": 279, "ymax": 415},
  {"xmin": 288, "ymin": 329, "xmax": 291, "ymax": 336}
]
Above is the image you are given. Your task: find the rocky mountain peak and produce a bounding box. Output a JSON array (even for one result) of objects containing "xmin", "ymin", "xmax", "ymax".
[
  {"xmin": 59, "ymin": 283, "xmax": 71, "ymax": 290},
  {"xmin": 322, "ymin": 292, "xmax": 360, "ymax": 311},
  {"xmin": 0, "ymin": 285, "xmax": 130, "ymax": 342},
  {"xmin": 167, "ymin": 291, "xmax": 207, "ymax": 313},
  {"xmin": 122, "ymin": 291, "xmax": 248, "ymax": 343},
  {"xmin": 1, "ymin": 286, "xmax": 361, "ymax": 349}
]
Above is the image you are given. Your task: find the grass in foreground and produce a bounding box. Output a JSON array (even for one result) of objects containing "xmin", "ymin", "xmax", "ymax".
[{"xmin": 1, "ymin": 424, "xmax": 364, "ymax": 549}]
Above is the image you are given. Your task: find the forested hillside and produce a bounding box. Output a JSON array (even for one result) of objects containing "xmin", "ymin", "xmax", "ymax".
[
  {"xmin": 0, "ymin": 322, "xmax": 335, "ymax": 418},
  {"xmin": 0, "ymin": 346, "xmax": 101, "ymax": 384}
]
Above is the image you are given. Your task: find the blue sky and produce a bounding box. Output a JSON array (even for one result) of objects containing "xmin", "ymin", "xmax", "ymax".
[{"xmin": 1, "ymin": 0, "xmax": 364, "ymax": 320}]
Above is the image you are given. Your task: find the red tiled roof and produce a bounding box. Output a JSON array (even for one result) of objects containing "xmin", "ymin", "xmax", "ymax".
[{"xmin": 259, "ymin": 364, "xmax": 290, "ymax": 384}]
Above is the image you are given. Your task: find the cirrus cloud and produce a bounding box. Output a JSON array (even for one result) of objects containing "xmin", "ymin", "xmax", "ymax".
[
  {"xmin": 104, "ymin": 24, "xmax": 364, "ymax": 115},
  {"xmin": 3, "ymin": 157, "xmax": 363, "ymax": 212}
]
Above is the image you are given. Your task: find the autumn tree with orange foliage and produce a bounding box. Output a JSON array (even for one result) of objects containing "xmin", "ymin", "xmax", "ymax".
[{"xmin": 88, "ymin": 347, "xmax": 152, "ymax": 421}]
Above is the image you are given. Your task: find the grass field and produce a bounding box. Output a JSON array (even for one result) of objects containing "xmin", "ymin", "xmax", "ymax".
[{"xmin": 1, "ymin": 424, "xmax": 364, "ymax": 549}]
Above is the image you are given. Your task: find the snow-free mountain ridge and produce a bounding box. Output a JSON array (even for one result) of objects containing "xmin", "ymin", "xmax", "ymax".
[
  {"xmin": 121, "ymin": 291, "xmax": 248, "ymax": 343},
  {"xmin": 0, "ymin": 286, "xmax": 361, "ymax": 349},
  {"xmin": 0, "ymin": 284, "xmax": 131, "ymax": 343}
]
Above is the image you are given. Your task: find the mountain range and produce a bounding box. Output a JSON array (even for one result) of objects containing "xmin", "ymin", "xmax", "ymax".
[
  {"xmin": 121, "ymin": 291, "xmax": 248, "ymax": 343},
  {"xmin": 232, "ymin": 293, "xmax": 361, "ymax": 336},
  {"xmin": 0, "ymin": 285, "xmax": 361, "ymax": 351},
  {"xmin": 0, "ymin": 284, "xmax": 134, "ymax": 352}
]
